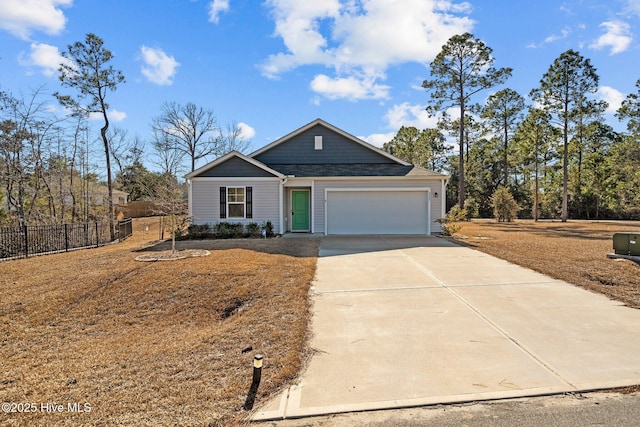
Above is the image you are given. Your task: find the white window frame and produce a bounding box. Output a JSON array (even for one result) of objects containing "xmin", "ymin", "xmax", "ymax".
[{"xmin": 227, "ymin": 186, "xmax": 246, "ymax": 218}]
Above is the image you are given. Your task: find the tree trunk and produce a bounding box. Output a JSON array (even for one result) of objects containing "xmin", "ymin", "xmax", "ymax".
[
  {"xmin": 534, "ymin": 127, "xmax": 540, "ymax": 222},
  {"xmin": 504, "ymin": 118, "xmax": 509, "ymax": 187},
  {"xmin": 561, "ymin": 121, "xmax": 569, "ymax": 222},
  {"xmin": 100, "ymin": 113, "xmax": 115, "ymax": 241},
  {"xmin": 459, "ymin": 100, "xmax": 465, "ymax": 210},
  {"xmin": 171, "ymin": 214, "xmax": 176, "ymax": 255},
  {"xmin": 561, "ymin": 99, "xmax": 569, "ymax": 222}
]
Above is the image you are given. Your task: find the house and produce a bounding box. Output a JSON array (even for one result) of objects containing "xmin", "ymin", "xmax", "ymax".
[
  {"xmin": 186, "ymin": 119, "xmax": 448, "ymax": 235},
  {"xmin": 91, "ymin": 186, "xmax": 129, "ymax": 206}
]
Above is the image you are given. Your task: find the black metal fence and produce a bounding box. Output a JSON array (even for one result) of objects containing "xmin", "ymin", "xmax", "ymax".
[
  {"xmin": 0, "ymin": 218, "xmax": 133, "ymax": 260},
  {"xmin": 118, "ymin": 217, "xmax": 133, "ymax": 241}
]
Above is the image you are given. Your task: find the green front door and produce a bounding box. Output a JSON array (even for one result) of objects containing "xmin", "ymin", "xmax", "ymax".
[{"xmin": 291, "ymin": 190, "xmax": 310, "ymax": 231}]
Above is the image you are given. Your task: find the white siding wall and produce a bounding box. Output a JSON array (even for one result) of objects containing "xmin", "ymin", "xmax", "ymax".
[
  {"xmin": 312, "ymin": 179, "xmax": 445, "ymax": 234},
  {"xmin": 190, "ymin": 179, "xmax": 282, "ymax": 234}
]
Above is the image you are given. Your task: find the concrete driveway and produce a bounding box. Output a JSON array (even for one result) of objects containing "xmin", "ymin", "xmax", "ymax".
[{"xmin": 255, "ymin": 236, "xmax": 640, "ymax": 420}]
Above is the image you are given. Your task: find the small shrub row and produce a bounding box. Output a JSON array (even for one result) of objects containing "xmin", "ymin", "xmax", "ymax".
[{"xmin": 186, "ymin": 221, "xmax": 275, "ymax": 239}]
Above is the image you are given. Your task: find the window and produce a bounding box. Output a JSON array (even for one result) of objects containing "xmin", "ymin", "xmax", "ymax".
[
  {"xmin": 220, "ymin": 186, "xmax": 252, "ymax": 219},
  {"xmin": 227, "ymin": 187, "xmax": 245, "ymax": 218}
]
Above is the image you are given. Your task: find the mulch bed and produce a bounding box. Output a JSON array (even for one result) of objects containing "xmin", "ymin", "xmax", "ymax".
[{"xmin": 134, "ymin": 249, "xmax": 211, "ymax": 261}]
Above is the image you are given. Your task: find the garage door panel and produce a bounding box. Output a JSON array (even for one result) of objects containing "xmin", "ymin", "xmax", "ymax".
[{"xmin": 327, "ymin": 190, "xmax": 428, "ymax": 234}]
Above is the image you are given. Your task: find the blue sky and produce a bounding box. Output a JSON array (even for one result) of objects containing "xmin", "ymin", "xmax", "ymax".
[{"xmin": 1, "ymin": 0, "xmax": 639, "ymax": 172}]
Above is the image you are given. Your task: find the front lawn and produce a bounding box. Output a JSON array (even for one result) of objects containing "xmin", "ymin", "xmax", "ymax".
[
  {"xmin": 0, "ymin": 218, "xmax": 318, "ymax": 426},
  {"xmin": 455, "ymin": 220, "xmax": 640, "ymax": 309}
]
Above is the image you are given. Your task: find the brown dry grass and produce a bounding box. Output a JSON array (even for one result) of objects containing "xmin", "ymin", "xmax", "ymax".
[
  {"xmin": 0, "ymin": 218, "xmax": 319, "ymax": 426},
  {"xmin": 454, "ymin": 220, "xmax": 640, "ymax": 309}
]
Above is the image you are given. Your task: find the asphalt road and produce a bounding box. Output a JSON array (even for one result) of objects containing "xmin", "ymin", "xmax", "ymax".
[{"xmin": 264, "ymin": 391, "xmax": 640, "ymax": 427}]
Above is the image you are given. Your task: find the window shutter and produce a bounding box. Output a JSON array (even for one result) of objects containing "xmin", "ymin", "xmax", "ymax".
[
  {"xmin": 246, "ymin": 186, "xmax": 253, "ymax": 219},
  {"xmin": 220, "ymin": 187, "xmax": 227, "ymax": 219}
]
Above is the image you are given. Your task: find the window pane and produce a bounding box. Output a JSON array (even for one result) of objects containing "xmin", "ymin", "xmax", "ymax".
[
  {"xmin": 228, "ymin": 203, "xmax": 245, "ymax": 218},
  {"xmin": 227, "ymin": 187, "xmax": 244, "ymax": 202}
]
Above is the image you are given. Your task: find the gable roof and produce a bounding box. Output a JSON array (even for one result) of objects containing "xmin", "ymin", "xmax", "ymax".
[
  {"xmin": 185, "ymin": 151, "xmax": 285, "ymax": 179},
  {"xmin": 249, "ymin": 118, "xmax": 411, "ymax": 167}
]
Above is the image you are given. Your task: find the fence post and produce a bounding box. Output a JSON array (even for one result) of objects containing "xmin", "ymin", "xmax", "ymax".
[
  {"xmin": 95, "ymin": 222, "xmax": 99, "ymax": 247},
  {"xmin": 22, "ymin": 224, "xmax": 29, "ymax": 258},
  {"xmin": 64, "ymin": 223, "xmax": 69, "ymax": 252}
]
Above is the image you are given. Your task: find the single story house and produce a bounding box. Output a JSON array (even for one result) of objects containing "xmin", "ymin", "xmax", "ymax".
[{"xmin": 186, "ymin": 119, "xmax": 448, "ymax": 235}]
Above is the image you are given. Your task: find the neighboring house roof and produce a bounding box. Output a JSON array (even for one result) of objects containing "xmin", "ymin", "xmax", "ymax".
[
  {"xmin": 92, "ymin": 186, "xmax": 129, "ymax": 199},
  {"xmin": 187, "ymin": 119, "xmax": 448, "ymax": 179}
]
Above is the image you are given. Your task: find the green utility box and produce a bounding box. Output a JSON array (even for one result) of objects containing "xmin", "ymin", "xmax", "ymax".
[{"xmin": 613, "ymin": 232, "xmax": 640, "ymax": 256}]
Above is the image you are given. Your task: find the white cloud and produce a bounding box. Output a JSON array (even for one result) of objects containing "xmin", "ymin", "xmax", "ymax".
[
  {"xmin": 384, "ymin": 102, "xmax": 440, "ymax": 130},
  {"xmin": 262, "ymin": 0, "xmax": 474, "ymax": 101},
  {"xmin": 625, "ymin": 0, "xmax": 640, "ymax": 16},
  {"xmin": 544, "ymin": 27, "xmax": 571, "ymax": 44},
  {"xmin": 18, "ymin": 42, "xmax": 73, "ymax": 76},
  {"xmin": 237, "ymin": 122, "xmax": 256, "ymax": 139},
  {"xmin": 310, "ymin": 73, "xmax": 390, "ymax": 101},
  {"xmin": 528, "ymin": 27, "xmax": 571, "ymax": 49},
  {"xmin": 590, "ymin": 21, "xmax": 632, "ymax": 55},
  {"xmin": 360, "ymin": 102, "xmax": 442, "ymax": 147},
  {"xmin": 89, "ymin": 109, "xmax": 127, "ymax": 122},
  {"xmin": 208, "ymin": 0, "xmax": 230, "ymax": 24},
  {"xmin": 361, "ymin": 132, "xmax": 395, "ymax": 148},
  {"xmin": 598, "ymin": 86, "xmax": 625, "ymax": 113},
  {"xmin": 139, "ymin": 46, "xmax": 180, "ymax": 85},
  {"xmin": 0, "ymin": 0, "xmax": 72, "ymax": 40}
]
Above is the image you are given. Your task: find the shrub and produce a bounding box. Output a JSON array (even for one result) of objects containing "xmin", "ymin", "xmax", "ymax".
[
  {"xmin": 445, "ymin": 205, "xmax": 468, "ymax": 222},
  {"xmin": 491, "ymin": 186, "xmax": 521, "ymax": 222},
  {"xmin": 463, "ymin": 198, "xmax": 479, "ymax": 221},
  {"xmin": 437, "ymin": 205, "xmax": 466, "ymax": 236},
  {"xmin": 187, "ymin": 223, "xmax": 211, "ymax": 238},
  {"xmin": 214, "ymin": 222, "xmax": 245, "ymax": 239},
  {"xmin": 262, "ymin": 220, "xmax": 274, "ymax": 237},
  {"xmin": 245, "ymin": 222, "xmax": 262, "ymax": 238},
  {"xmin": 436, "ymin": 218, "xmax": 461, "ymax": 236}
]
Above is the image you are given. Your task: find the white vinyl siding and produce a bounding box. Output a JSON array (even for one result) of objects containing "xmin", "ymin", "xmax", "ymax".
[{"xmin": 190, "ymin": 179, "xmax": 281, "ymax": 234}]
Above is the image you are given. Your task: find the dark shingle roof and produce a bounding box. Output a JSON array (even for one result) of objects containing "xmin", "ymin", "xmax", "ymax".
[{"xmin": 266, "ymin": 164, "xmax": 444, "ymax": 177}]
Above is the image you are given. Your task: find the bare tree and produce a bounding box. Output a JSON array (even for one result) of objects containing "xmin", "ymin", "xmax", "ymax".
[
  {"xmin": 0, "ymin": 88, "xmax": 59, "ymax": 225},
  {"xmin": 68, "ymin": 116, "xmax": 88, "ymax": 222},
  {"xmin": 108, "ymin": 126, "xmax": 144, "ymax": 177},
  {"xmin": 152, "ymin": 102, "xmax": 220, "ymax": 172},
  {"xmin": 218, "ymin": 120, "xmax": 252, "ymax": 154},
  {"xmin": 151, "ymin": 173, "xmax": 187, "ymax": 255},
  {"xmin": 151, "ymin": 128, "xmax": 185, "ymax": 178}
]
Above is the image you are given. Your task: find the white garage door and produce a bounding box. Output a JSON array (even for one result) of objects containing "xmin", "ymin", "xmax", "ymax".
[{"xmin": 326, "ymin": 189, "xmax": 430, "ymax": 235}]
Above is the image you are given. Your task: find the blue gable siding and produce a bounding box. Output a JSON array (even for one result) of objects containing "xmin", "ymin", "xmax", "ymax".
[
  {"xmin": 194, "ymin": 156, "xmax": 278, "ymax": 178},
  {"xmin": 254, "ymin": 124, "xmax": 396, "ymax": 165}
]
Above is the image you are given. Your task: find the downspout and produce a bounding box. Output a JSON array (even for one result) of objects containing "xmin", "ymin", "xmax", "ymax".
[
  {"xmin": 279, "ymin": 177, "xmax": 287, "ymax": 235},
  {"xmin": 441, "ymin": 178, "xmax": 446, "ymax": 219},
  {"xmin": 187, "ymin": 178, "xmax": 193, "ymax": 222}
]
